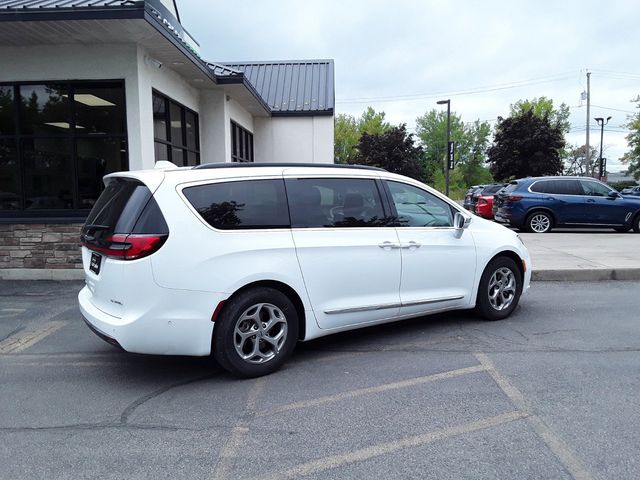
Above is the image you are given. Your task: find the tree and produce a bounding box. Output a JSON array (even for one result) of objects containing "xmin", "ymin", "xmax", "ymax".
[
  {"xmin": 564, "ymin": 144, "xmax": 598, "ymax": 176},
  {"xmin": 510, "ymin": 97, "xmax": 571, "ymax": 134},
  {"xmin": 415, "ymin": 110, "xmax": 492, "ymax": 186},
  {"xmin": 334, "ymin": 107, "xmax": 392, "ymax": 164},
  {"xmin": 356, "ymin": 124, "xmax": 424, "ymax": 180},
  {"xmin": 487, "ymin": 110, "xmax": 565, "ymax": 180},
  {"xmin": 621, "ymin": 96, "xmax": 640, "ymax": 180}
]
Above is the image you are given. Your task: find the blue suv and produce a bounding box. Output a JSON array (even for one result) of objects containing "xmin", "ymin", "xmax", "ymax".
[{"xmin": 494, "ymin": 176, "xmax": 640, "ymax": 233}]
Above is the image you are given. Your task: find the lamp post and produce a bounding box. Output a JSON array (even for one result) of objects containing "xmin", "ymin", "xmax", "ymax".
[
  {"xmin": 594, "ymin": 116, "xmax": 611, "ymax": 180},
  {"xmin": 437, "ymin": 99, "xmax": 451, "ymax": 196}
]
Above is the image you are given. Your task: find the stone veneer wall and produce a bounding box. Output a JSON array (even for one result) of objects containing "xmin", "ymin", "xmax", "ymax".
[{"xmin": 0, "ymin": 224, "xmax": 83, "ymax": 270}]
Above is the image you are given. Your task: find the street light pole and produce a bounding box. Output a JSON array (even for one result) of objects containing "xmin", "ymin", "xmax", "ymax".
[
  {"xmin": 437, "ymin": 99, "xmax": 451, "ymax": 196},
  {"xmin": 594, "ymin": 116, "xmax": 611, "ymax": 180}
]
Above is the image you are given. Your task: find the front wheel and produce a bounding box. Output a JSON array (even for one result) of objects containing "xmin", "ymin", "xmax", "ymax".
[
  {"xmin": 213, "ymin": 287, "xmax": 298, "ymax": 378},
  {"xmin": 475, "ymin": 257, "xmax": 523, "ymax": 321},
  {"xmin": 525, "ymin": 211, "xmax": 553, "ymax": 233},
  {"xmin": 634, "ymin": 215, "xmax": 640, "ymax": 233}
]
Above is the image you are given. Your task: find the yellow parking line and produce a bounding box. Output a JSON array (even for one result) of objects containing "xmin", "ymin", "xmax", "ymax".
[
  {"xmin": 0, "ymin": 321, "xmax": 66, "ymax": 354},
  {"xmin": 264, "ymin": 410, "xmax": 528, "ymax": 480},
  {"xmin": 474, "ymin": 352, "xmax": 593, "ymax": 480},
  {"xmin": 260, "ymin": 364, "xmax": 487, "ymax": 417}
]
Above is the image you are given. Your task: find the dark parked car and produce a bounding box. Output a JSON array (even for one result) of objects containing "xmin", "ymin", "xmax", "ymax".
[
  {"xmin": 463, "ymin": 185, "xmax": 484, "ymax": 211},
  {"xmin": 621, "ymin": 185, "xmax": 640, "ymax": 196},
  {"xmin": 494, "ymin": 176, "xmax": 640, "ymax": 233}
]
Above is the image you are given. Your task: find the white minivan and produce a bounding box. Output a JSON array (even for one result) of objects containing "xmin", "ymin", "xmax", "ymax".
[{"xmin": 79, "ymin": 163, "xmax": 531, "ymax": 377}]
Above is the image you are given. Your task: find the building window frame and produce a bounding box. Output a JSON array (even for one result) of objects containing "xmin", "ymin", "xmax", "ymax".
[
  {"xmin": 152, "ymin": 89, "xmax": 200, "ymax": 167},
  {"xmin": 231, "ymin": 120, "xmax": 254, "ymax": 163},
  {"xmin": 0, "ymin": 79, "xmax": 128, "ymax": 223}
]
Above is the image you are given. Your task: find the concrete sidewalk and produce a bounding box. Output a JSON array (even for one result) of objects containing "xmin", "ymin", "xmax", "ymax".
[{"xmin": 521, "ymin": 232, "xmax": 640, "ymax": 281}]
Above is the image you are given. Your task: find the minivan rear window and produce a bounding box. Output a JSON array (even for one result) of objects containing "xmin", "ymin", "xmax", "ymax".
[
  {"xmin": 82, "ymin": 177, "xmax": 168, "ymax": 241},
  {"xmin": 183, "ymin": 179, "xmax": 289, "ymax": 230}
]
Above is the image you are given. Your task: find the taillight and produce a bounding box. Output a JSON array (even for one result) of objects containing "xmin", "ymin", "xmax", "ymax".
[
  {"xmin": 83, "ymin": 234, "xmax": 167, "ymax": 260},
  {"xmin": 507, "ymin": 195, "xmax": 523, "ymax": 201},
  {"xmin": 477, "ymin": 197, "xmax": 488, "ymax": 205}
]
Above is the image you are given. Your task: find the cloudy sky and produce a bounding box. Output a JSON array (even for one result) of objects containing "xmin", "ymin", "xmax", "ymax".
[{"xmin": 180, "ymin": 0, "xmax": 639, "ymax": 173}]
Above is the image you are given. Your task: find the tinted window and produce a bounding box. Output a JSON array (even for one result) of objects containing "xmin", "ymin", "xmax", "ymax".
[
  {"xmin": 388, "ymin": 181, "xmax": 453, "ymax": 227},
  {"xmin": 184, "ymin": 179, "xmax": 289, "ymax": 230},
  {"xmin": 532, "ymin": 180, "xmax": 581, "ymax": 195},
  {"xmin": 530, "ymin": 180, "xmax": 551, "ymax": 193},
  {"xmin": 0, "ymin": 86, "xmax": 14, "ymax": 135},
  {"xmin": 0, "ymin": 139, "xmax": 19, "ymax": 210},
  {"xmin": 580, "ymin": 180, "xmax": 611, "ymax": 196},
  {"xmin": 73, "ymin": 84, "xmax": 125, "ymax": 134},
  {"xmin": 22, "ymin": 138, "xmax": 73, "ymax": 210},
  {"xmin": 481, "ymin": 184, "xmax": 504, "ymax": 195},
  {"xmin": 83, "ymin": 177, "xmax": 167, "ymax": 241},
  {"xmin": 503, "ymin": 182, "xmax": 519, "ymax": 194},
  {"xmin": 20, "ymin": 84, "xmax": 69, "ymax": 135},
  {"xmin": 286, "ymin": 178, "xmax": 387, "ymax": 228}
]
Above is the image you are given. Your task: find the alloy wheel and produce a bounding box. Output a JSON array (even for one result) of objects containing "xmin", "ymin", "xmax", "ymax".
[
  {"xmin": 487, "ymin": 267, "xmax": 517, "ymax": 311},
  {"xmin": 233, "ymin": 303, "xmax": 288, "ymax": 364},
  {"xmin": 529, "ymin": 214, "xmax": 551, "ymax": 233}
]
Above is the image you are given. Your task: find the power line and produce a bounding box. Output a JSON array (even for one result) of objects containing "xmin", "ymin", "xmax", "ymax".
[{"xmin": 336, "ymin": 72, "xmax": 575, "ymax": 104}]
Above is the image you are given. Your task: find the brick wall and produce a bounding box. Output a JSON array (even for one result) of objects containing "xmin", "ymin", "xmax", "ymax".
[{"xmin": 0, "ymin": 224, "xmax": 83, "ymax": 270}]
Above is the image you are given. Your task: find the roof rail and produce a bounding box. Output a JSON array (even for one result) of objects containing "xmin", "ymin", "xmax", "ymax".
[{"xmin": 192, "ymin": 162, "xmax": 386, "ymax": 172}]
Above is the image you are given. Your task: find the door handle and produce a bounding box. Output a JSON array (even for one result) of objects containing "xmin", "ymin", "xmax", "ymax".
[
  {"xmin": 401, "ymin": 241, "xmax": 421, "ymax": 249},
  {"xmin": 547, "ymin": 197, "xmax": 556, "ymax": 200},
  {"xmin": 378, "ymin": 241, "xmax": 401, "ymax": 249},
  {"xmin": 586, "ymin": 199, "xmax": 596, "ymax": 203}
]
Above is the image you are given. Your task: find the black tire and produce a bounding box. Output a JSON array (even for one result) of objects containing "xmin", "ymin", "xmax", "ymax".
[
  {"xmin": 213, "ymin": 287, "xmax": 298, "ymax": 378},
  {"xmin": 525, "ymin": 211, "xmax": 553, "ymax": 233},
  {"xmin": 633, "ymin": 214, "xmax": 640, "ymax": 233},
  {"xmin": 614, "ymin": 227, "xmax": 630, "ymax": 233},
  {"xmin": 475, "ymin": 256, "xmax": 523, "ymax": 321}
]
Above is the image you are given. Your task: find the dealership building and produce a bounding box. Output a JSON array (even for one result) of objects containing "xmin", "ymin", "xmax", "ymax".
[{"xmin": 0, "ymin": 0, "xmax": 335, "ymax": 279}]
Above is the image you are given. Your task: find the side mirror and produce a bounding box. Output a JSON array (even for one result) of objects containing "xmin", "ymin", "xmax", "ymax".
[
  {"xmin": 608, "ymin": 190, "xmax": 621, "ymax": 199},
  {"xmin": 454, "ymin": 212, "xmax": 471, "ymax": 229}
]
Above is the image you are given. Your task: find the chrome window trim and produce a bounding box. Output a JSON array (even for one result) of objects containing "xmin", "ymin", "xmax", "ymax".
[{"xmin": 324, "ymin": 295, "xmax": 464, "ymax": 315}]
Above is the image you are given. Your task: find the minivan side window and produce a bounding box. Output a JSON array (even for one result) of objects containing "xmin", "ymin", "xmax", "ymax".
[
  {"xmin": 183, "ymin": 179, "xmax": 289, "ymax": 230},
  {"xmin": 286, "ymin": 178, "xmax": 388, "ymax": 228},
  {"xmin": 387, "ymin": 181, "xmax": 453, "ymax": 227},
  {"xmin": 580, "ymin": 180, "xmax": 611, "ymax": 196}
]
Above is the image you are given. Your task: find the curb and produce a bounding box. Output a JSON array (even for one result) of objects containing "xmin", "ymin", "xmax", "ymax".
[{"xmin": 532, "ymin": 268, "xmax": 640, "ymax": 282}]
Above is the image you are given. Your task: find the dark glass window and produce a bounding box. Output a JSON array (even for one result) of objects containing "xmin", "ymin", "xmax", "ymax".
[
  {"xmin": 0, "ymin": 139, "xmax": 19, "ymax": 210},
  {"xmin": 152, "ymin": 91, "xmax": 199, "ymax": 167},
  {"xmin": 183, "ymin": 179, "xmax": 289, "ymax": 230},
  {"xmin": 286, "ymin": 178, "xmax": 387, "ymax": 228},
  {"xmin": 388, "ymin": 181, "xmax": 454, "ymax": 227},
  {"xmin": 542, "ymin": 180, "xmax": 582, "ymax": 195},
  {"xmin": 231, "ymin": 121, "xmax": 254, "ymax": 163},
  {"xmin": 73, "ymin": 84, "xmax": 125, "ymax": 135},
  {"xmin": 20, "ymin": 84, "xmax": 69, "ymax": 135},
  {"xmin": 0, "ymin": 86, "xmax": 15, "ymax": 135},
  {"xmin": 530, "ymin": 180, "xmax": 550, "ymax": 193},
  {"xmin": 22, "ymin": 138, "xmax": 73, "ymax": 210},
  {"xmin": 0, "ymin": 80, "xmax": 127, "ymax": 218},
  {"xmin": 76, "ymin": 137, "xmax": 128, "ymax": 210}
]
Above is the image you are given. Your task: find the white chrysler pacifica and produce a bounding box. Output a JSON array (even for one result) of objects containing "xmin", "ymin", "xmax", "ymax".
[{"xmin": 79, "ymin": 163, "xmax": 531, "ymax": 377}]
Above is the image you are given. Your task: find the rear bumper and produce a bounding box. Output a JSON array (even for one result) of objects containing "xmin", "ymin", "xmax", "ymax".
[{"xmin": 78, "ymin": 285, "xmax": 220, "ymax": 356}]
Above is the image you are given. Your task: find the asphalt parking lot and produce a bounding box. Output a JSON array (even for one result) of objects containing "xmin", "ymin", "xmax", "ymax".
[{"xmin": 1, "ymin": 280, "xmax": 639, "ymax": 479}]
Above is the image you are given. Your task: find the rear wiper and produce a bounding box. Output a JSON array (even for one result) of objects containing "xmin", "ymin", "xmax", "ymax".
[{"xmin": 84, "ymin": 224, "xmax": 110, "ymax": 231}]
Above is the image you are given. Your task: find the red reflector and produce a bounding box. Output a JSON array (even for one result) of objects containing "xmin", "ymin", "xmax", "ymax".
[
  {"xmin": 508, "ymin": 195, "xmax": 523, "ymax": 201},
  {"xmin": 211, "ymin": 301, "xmax": 225, "ymax": 322}
]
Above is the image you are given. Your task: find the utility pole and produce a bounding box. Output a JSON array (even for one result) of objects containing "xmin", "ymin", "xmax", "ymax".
[
  {"xmin": 585, "ymin": 71, "xmax": 591, "ymax": 176},
  {"xmin": 595, "ymin": 116, "xmax": 611, "ymax": 180},
  {"xmin": 437, "ymin": 99, "xmax": 451, "ymax": 196}
]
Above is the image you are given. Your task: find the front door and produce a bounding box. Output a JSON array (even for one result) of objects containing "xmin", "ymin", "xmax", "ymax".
[
  {"xmin": 285, "ymin": 175, "xmax": 402, "ymax": 330},
  {"xmin": 579, "ymin": 179, "xmax": 630, "ymax": 225},
  {"xmin": 385, "ymin": 180, "xmax": 476, "ymax": 317}
]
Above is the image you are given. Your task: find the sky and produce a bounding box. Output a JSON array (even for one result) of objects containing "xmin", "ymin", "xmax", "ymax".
[{"xmin": 180, "ymin": 0, "xmax": 640, "ymax": 173}]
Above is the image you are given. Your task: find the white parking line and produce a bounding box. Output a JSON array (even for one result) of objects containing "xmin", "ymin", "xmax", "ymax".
[
  {"xmin": 211, "ymin": 376, "xmax": 267, "ymax": 480},
  {"xmin": 260, "ymin": 364, "xmax": 487, "ymax": 417},
  {"xmin": 264, "ymin": 410, "xmax": 528, "ymax": 480},
  {"xmin": 0, "ymin": 308, "xmax": 26, "ymax": 319},
  {"xmin": 474, "ymin": 352, "xmax": 593, "ymax": 480},
  {"xmin": 0, "ymin": 321, "xmax": 66, "ymax": 354}
]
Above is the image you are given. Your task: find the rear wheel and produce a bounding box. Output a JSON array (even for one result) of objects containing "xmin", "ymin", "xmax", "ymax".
[
  {"xmin": 475, "ymin": 257, "xmax": 523, "ymax": 321},
  {"xmin": 525, "ymin": 211, "xmax": 553, "ymax": 233},
  {"xmin": 213, "ymin": 287, "xmax": 298, "ymax": 378},
  {"xmin": 633, "ymin": 214, "xmax": 640, "ymax": 233}
]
